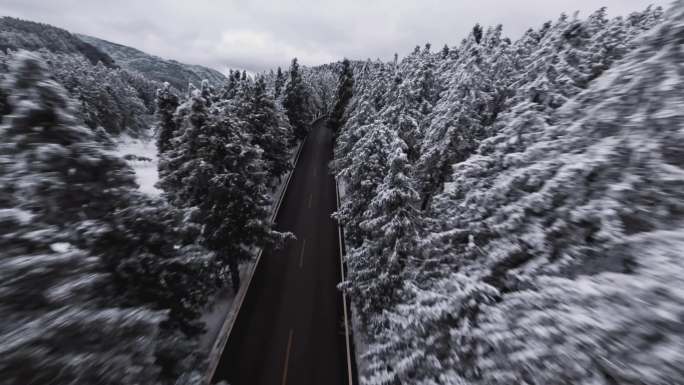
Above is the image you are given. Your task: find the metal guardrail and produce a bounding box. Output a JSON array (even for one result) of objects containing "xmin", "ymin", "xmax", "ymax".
[{"xmin": 335, "ymin": 178, "xmax": 357, "ymax": 385}]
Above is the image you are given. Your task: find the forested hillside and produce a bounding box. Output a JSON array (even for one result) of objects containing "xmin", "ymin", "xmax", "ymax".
[
  {"xmin": 332, "ymin": 3, "xmax": 684, "ymax": 384},
  {"xmin": 0, "ymin": 17, "xmax": 154, "ymax": 135},
  {"xmin": 0, "ymin": 17, "xmax": 116, "ymax": 67},
  {"xmin": 0, "ymin": 17, "xmax": 230, "ymax": 136},
  {"xmin": 79, "ymin": 35, "xmax": 227, "ymax": 91},
  {"xmin": 0, "ymin": 49, "xmax": 160, "ymax": 136}
]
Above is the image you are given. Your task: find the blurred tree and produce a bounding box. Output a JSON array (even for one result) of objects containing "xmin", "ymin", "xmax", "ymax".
[{"xmin": 0, "ymin": 51, "xmax": 164, "ymax": 385}]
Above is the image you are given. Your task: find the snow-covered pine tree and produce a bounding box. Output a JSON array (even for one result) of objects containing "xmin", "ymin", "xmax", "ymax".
[
  {"xmin": 415, "ymin": 24, "xmax": 514, "ymax": 210},
  {"xmin": 200, "ymin": 79, "xmax": 214, "ymax": 107},
  {"xmin": 355, "ymin": 4, "xmax": 677, "ymax": 384},
  {"xmin": 333, "ymin": 98, "xmax": 378, "ymax": 177},
  {"xmin": 441, "ymin": 43, "xmax": 450, "ymax": 58},
  {"xmin": 156, "ymin": 82, "xmax": 179, "ymax": 154},
  {"xmin": 45, "ymin": 52, "xmax": 151, "ymax": 135},
  {"xmin": 431, "ymin": 5, "xmax": 680, "ymax": 384},
  {"xmin": 245, "ymin": 76, "xmax": 292, "ymax": 181},
  {"xmin": 344, "ymin": 138, "xmax": 421, "ymax": 324},
  {"xmin": 333, "ymin": 5, "xmax": 670, "ymax": 384},
  {"xmin": 380, "ymin": 45, "xmax": 438, "ymax": 161},
  {"xmin": 334, "ymin": 119, "xmax": 394, "ymax": 248},
  {"xmin": 274, "ymin": 66, "xmax": 285, "ymax": 99},
  {"xmin": 0, "ymin": 51, "xmax": 164, "ymax": 385},
  {"xmin": 363, "ymin": 274, "xmax": 499, "ymax": 385},
  {"xmin": 473, "ymin": 23, "xmax": 483, "ymax": 44},
  {"xmin": 199, "ymin": 105, "xmax": 292, "ymax": 291},
  {"xmin": 283, "ymin": 57, "xmax": 310, "ymax": 139},
  {"xmin": 302, "ymin": 65, "xmax": 337, "ymax": 117},
  {"xmin": 157, "ymin": 88, "xmax": 209, "ymax": 205},
  {"xmin": 158, "ymin": 85, "xmax": 291, "ymax": 292},
  {"xmin": 94, "ymin": 195, "xmax": 221, "ymax": 381},
  {"xmin": 328, "ymin": 58, "xmax": 354, "ymax": 133}
]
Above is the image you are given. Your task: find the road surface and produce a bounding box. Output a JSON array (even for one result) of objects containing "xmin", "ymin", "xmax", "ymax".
[{"xmin": 212, "ymin": 119, "xmax": 349, "ymax": 385}]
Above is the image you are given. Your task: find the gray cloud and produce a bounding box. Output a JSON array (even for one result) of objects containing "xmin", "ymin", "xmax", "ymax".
[{"xmin": 0, "ymin": 0, "xmax": 671, "ymax": 73}]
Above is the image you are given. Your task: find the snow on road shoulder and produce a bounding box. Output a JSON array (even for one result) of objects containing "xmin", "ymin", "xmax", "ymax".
[{"xmin": 113, "ymin": 135, "xmax": 161, "ymax": 196}]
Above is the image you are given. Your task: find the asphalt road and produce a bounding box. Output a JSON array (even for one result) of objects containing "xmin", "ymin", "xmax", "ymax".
[{"xmin": 212, "ymin": 119, "xmax": 348, "ymax": 385}]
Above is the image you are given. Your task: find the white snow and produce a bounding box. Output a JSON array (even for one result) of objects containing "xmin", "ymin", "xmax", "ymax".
[
  {"xmin": 198, "ymin": 262, "xmax": 251, "ymax": 352},
  {"xmin": 112, "ymin": 135, "xmax": 161, "ymax": 196},
  {"xmin": 0, "ymin": 208, "xmax": 34, "ymax": 224},
  {"xmin": 49, "ymin": 242, "xmax": 71, "ymax": 253}
]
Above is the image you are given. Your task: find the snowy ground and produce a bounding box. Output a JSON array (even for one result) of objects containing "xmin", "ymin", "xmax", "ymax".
[
  {"xmin": 199, "ymin": 141, "xmax": 303, "ymax": 353},
  {"xmin": 198, "ymin": 262, "xmax": 253, "ymax": 352},
  {"xmin": 112, "ymin": 135, "xmax": 161, "ymax": 196}
]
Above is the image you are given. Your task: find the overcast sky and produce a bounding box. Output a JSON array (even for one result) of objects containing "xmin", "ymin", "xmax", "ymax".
[{"xmin": 0, "ymin": 0, "xmax": 670, "ymax": 74}]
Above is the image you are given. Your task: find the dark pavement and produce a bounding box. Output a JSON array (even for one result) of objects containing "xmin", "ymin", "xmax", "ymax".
[{"xmin": 212, "ymin": 119, "xmax": 348, "ymax": 385}]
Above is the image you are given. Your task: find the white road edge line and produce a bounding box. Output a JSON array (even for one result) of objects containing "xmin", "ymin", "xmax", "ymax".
[
  {"xmin": 335, "ymin": 177, "xmax": 354, "ymax": 385},
  {"xmin": 281, "ymin": 329, "xmax": 294, "ymax": 385},
  {"xmin": 205, "ymin": 136, "xmax": 307, "ymax": 382},
  {"xmin": 299, "ymin": 238, "xmax": 307, "ymax": 268}
]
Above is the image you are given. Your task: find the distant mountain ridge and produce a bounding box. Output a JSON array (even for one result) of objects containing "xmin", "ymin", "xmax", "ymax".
[
  {"xmin": 78, "ymin": 34, "xmax": 226, "ymax": 91},
  {"xmin": 0, "ymin": 16, "xmax": 116, "ymax": 67},
  {"xmin": 0, "ymin": 16, "xmax": 226, "ymax": 91}
]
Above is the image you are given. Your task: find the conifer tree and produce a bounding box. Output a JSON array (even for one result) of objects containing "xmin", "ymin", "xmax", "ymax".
[
  {"xmin": 200, "ymin": 79, "xmax": 213, "ymax": 106},
  {"xmin": 156, "ymin": 82, "xmax": 179, "ymax": 154},
  {"xmin": 381, "ymin": 48, "xmax": 437, "ymax": 161},
  {"xmin": 331, "ymin": 4, "xmax": 671, "ymax": 385},
  {"xmin": 245, "ymin": 76, "xmax": 292, "ymax": 181},
  {"xmin": 344, "ymin": 140, "xmax": 421, "ymax": 323},
  {"xmin": 274, "ymin": 66, "xmax": 284, "ymax": 99},
  {"xmin": 158, "ymin": 88, "xmax": 291, "ymax": 292},
  {"xmin": 415, "ymin": 24, "xmax": 514, "ymax": 209},
  {"xmin": 283, "ymin": 57, "xmax": 310, "ymax": 139},
  {"xmin": 223, "ymin": 70, "xmax": 238, "ymax": 100},
  {"xmin": 157, "ymin": 90, "xmax": 208, "ymax": 205},
  {"xmin": 0, "ymin": 52, "xmax": 164, "ymax": 385},
  {"xmin": 328, "ymin": 58, "xmax": 354, "ymax": 133},
  {"xmin": 473, "ymin": 23, "xmax": 484, "ymax": 44},
  {"xmin": 334, "ymin": 119, "xmax": 394, "ymax": 247}
]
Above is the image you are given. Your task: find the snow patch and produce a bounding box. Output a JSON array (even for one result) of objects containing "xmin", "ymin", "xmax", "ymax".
[
  {"xmin": 112, "ymin": 135, "xmax": 161, "ymax": 196},
  {"xmin": 50, "ymin": 242, "xmax": 71, "ymax": 253}
]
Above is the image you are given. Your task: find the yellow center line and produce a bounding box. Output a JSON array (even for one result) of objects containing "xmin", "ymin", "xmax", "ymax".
[
  {"xmin": 299, "ymin": 238, "xmax": 307, "ymax": 268},
  {"xmin": 281, "ymin": 329, "xmax": 294, "ymax": 385}
]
